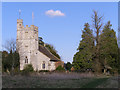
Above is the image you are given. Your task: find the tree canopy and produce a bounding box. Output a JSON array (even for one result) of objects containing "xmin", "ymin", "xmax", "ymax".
[
  {"xmin": 73, "ymin": 11, "xmax": 119, "ymax": 74},
  {"xmin": 73, "ymin": 23, "xmax": 95, "ymax": 72},
  {"xmin": 99, "ymin": 21, "xmax": 118, "ymax": 73},
  {"xmin": 45, "ymin": 44, "xmax": 61, "ymax": 59}
]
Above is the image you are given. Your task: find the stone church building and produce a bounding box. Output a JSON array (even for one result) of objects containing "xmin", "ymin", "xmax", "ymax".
[{"xmin": 16, "ymin": 19, "xmax": 64, "ymax": 71}]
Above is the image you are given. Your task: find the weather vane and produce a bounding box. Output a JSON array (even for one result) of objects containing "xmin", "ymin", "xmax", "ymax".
[
  {"xmin": 19, "ymin": 9, "xmax": 21, "ymax": 19},
  {"xmin": 32, "ymin": 12, "xmax": 34, "ymax": 25}
]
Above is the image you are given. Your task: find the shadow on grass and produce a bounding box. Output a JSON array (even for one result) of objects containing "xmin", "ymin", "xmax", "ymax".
[{"xmin": 81, "ymin": 77, "xmax": 109, "ymax": 88}]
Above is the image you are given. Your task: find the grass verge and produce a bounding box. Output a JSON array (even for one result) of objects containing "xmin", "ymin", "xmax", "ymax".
[{"xmin": 81, "ymin": 77, "xmax": 109, "ymax": 88}]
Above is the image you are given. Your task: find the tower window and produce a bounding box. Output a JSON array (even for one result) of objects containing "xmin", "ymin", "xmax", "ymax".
[
  {"xmin": 19, "ymin": 24, "xmax": 21, "ymax": 26},
  {"xmin": 25, "ymin": 56, "xmax": 28, "ymax": 64}
]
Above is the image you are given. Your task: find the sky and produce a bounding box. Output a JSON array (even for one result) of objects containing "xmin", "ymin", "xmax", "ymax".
[{"xmin": 2, "ymin": 2, "xmax": 118, "ymax": 63}]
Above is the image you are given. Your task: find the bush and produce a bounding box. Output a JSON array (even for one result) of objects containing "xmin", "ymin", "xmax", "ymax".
[
  {"xmin": 39, "ymin": 70, "xmax": 49, "ymax": 72},
  {"xmin": 23, "ymin": 64, "xmax": 34, "ymax": 72},
  {"xmin": 65, "ymin": 62, "xmax": 72, "ymax": 71},
  {"xmin": 14, "ymin": 67, "xmax": 20, "ymax": 73},
  {"xmin": 56, "ymin": 65, "xmax": 65, "ymax": 71},
  {"xmin": 110, "ymin": 68, "xmax": 118, "ymax": 75},
  {"xmin": 20, "ymin": 64, "xmax": 34, "ymax": 76}
]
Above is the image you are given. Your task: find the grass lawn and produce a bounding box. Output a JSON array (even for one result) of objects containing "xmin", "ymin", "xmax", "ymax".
[
  {"xmin": 81, "ymin": 77, "xmax": 109, "ymax": 88},
  {"xmin": 2, "ymin": 72, "xmax": 119, "ymax": 88}
]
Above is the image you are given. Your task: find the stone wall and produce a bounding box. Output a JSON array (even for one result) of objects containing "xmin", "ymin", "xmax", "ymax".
[
  {"xmin": 16, "ymin": 19, "xmax": 56, "ymax": 71},
  {"xmin": 16, "ymin": 19, "xmax": 39, "ymax": 70}
]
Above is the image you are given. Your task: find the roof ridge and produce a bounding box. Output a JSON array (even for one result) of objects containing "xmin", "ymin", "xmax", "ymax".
[
  {"xmin": 38, "ymin": 45, "xmax": 50, "ymax": 59},
  {"xmin": 44, "ymin": 46, "xmax": 60, "ymax": 60},
  {"xmin": 39, "ymin": 44, "xmax": 60, "ymax": 60}
]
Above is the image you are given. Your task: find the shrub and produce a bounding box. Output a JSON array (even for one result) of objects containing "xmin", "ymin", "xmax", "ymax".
[
  {"xmin": 21, "ymin": 64, "xmax": 34, "ymax": 76},
  {"xmin": 39, "ymin": 70, "xmax": 49, "ymax": 72},
  {"xmin": 23, "ymin": 64, "xmax": 34, "ymax": 72},
  {"xmin": 110, "ymin": 68, "xmax": 118, "ymax": 75},
  {"xmin": 56, "ymin": 65, "xmax": 65, "ymax": 71},
  {"xmin": 65, "ymin": 62, "xmax": 72, "ymax": 71},
  {"xmin": 71, "ymin": 67, "xmax": 75, "ymax": 72}
]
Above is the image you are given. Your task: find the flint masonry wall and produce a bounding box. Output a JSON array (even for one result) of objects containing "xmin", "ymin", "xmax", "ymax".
[
  {"xmin": 16, "ymin": 19, "xmax": 38, "ymax": 70},
  {"xmin": 16, "ymin": 19, "xmax": 56, "ymax": 71}
]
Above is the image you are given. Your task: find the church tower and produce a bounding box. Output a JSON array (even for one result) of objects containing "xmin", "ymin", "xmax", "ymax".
[
  {"xmin": 16, "ymin": 11, "xmax": 61, "ymax": 71},
  {"xmin": 16, "ymin": 18, "xmax": 39, "ymax": 70}
]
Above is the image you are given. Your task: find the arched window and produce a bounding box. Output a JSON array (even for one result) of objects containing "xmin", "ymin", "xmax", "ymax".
[
  {"xmin": 25, "ymin": 56, "xmax": 28, "ymax": 64},
  {"xmin": 42, "ymin": 61, "xmax": 45, "ymax": 69}
]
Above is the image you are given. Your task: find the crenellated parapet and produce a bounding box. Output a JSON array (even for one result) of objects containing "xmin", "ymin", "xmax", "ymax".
[
  {"xmin": 17, "ymin": 19, "xmax": 38, "ymax": 31},
  {"xmin": 17, "ymin": 19, "xmax": 23, "ymax": 23},
  {"xmin": 22, "ymin": 25, "xmax": 38, "ymax": 31}
]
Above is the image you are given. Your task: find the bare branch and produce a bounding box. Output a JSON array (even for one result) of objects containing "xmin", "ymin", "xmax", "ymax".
[
  {"xmin": 91, "ymin": 10, "xmax": 103, "ymax": 45},
  {"xmin": 3, "ymin": 38, "xmax": 16, "ymax": 53}
]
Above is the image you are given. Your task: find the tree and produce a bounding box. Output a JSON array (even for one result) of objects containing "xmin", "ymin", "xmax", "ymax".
[
  {"xmin": 99, "ymin": 21, "xmax": 118, "ymax": 74},
  {"xmin": 56, "ymin": 65, "xmax": 65, "ymax": 71},
  {"xmin": 45, "ymin": 44, "xmax": 61, "ymax": 59},
  {"xmin": 118, "ymin": 48, "xmax": 120, "ymax": 74},
  {"xmin": 91, "ymin": 10, "xmax": 103, "ymax": 73},
  {"xmin": 2, "ymin": 51, "xmax": 9, "ymax": 72},
  {"xmin": 73, "ymin": 23, "xmax": 95, "ymax": 72},
  {"xmin": 92, "ymin": 10, "xmax": 103, "ymax": 45},
  {"xmin": 65, "ymin": 62, "xmax": 72, "ymax": 71},
  {"xmin": 38, "ymin": 37, "xmax": 44, "ymax": 46},
  {"xmin": 118, "ymin": 27, "xmax": 120, "ymax": 74},
  {"xmin": 2, "ymin": 51, "xmax": 20, "ymax": 73},
  {"xmin": 13, "ymin": 51, "xmax": 20, "ymax": 71},
  {"xmin": 2, "ymin": 39, "xmax": 20, "ymax": 74}
]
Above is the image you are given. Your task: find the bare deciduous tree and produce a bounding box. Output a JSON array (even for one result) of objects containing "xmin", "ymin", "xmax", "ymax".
[
  {"xmin": 92, "ymin": 10, "xmax": 103, "ymax": 73},
  {"xmin": 2, "ymin": 38, "xmax": 22, "ymax": 74},
  {"xmin": 3, "ymin": 38, "xmax": 16, "ymax": 53},
  {"xmin": 92, "ymin": 10, "xmax": 103, "ymax": 44}
]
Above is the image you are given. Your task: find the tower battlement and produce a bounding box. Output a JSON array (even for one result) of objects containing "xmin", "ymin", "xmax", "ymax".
[
  {"xmin": 17, "ymin": 19, "xmax": 38, "ymax": 31},
  {"xmin": 17, "ymin": 19, "xmax": 23, "ymax": 23},
  {"xmin": 23, "ymin": 25, "xmax": 38, "ymax": 31}
]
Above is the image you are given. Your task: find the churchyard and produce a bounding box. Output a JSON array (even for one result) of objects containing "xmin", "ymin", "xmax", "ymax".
[
  {"xmin": 2, "ymin": 72, "xmax": 119, "ymax": 88},
  {"xmin": 2, "ymin": 2, "xmax": 120, "ymax": 89}
]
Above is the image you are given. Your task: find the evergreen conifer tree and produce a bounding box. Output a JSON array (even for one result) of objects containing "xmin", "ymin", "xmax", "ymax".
[
  {"xmin": 99, "ymin": 21, "xmax": 118, "ymax": 74},
  {"xmin": 73, "ymin": 23, "xmax": 95, "ymax": 72}
]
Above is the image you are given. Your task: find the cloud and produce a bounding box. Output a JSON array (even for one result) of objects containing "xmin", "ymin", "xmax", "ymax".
[{"xmin": 45, "ymin": 10, "xmax": 65, "ymax": 17}]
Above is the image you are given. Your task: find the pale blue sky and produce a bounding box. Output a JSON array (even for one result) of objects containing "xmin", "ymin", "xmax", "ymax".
[{"xmin": 2, "ymin": 2, "xmax": 118, "ymax": 63}]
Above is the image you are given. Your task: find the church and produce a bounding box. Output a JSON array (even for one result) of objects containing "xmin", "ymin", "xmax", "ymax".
[{"xmin": 16, "ymin": 18, "xmax": 64, "ymax": 71}]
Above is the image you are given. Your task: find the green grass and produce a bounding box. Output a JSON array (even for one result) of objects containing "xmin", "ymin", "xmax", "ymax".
[
  {"xmin": 81, "ymin": 77, "xmax": 109, "ymax": 88},
  {"xmin": 3, "ymin": 73, "xmax": 118, "ymax": 88}
]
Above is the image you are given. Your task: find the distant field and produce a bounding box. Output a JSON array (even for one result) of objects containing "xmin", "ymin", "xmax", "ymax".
[{"xmin": 2, "ymin": 72, "xmax": 119, "ymax": 88}]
